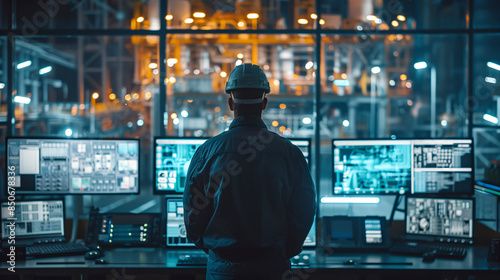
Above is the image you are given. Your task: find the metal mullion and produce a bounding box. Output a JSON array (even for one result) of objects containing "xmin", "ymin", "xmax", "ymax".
[
  {"xmin": 6, "ymin": 0, "xmax": 13, "ymax": 136},
  {"xmin": 467, "ymin": 0, "xmax": 474, "ymax": 138},
  {"xmin": 314, "ymin": 0, "xmax": 322, "ymax": 216},
  {"xmin": 158, "ymin": 0, "xmax": 167, "ymax": 137}
]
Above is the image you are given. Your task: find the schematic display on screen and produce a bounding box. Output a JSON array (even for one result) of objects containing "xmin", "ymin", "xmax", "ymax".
[
  {"xmin": 406, "ymin": 197, "xmax": 473, "ymax": 240},
  {"xmin": 333, "ymin": 140, "xmax": 412, "ymax": 195},
  {"xmin": 1, "ymin": 200, "xmax": 64, "ymax": 240},
  {"xmin": 155, "ymin": 138, "xmax": 207, "ymax": 193},
  {"xmin": 332, "ymin": 139, "xmax": 473, "ymax": 194},
  {"xmin": 412, "ymin": 140, "xmax": 473, "ymax": 194},
  {"xmin": 7, "ymin": 138, "xmax": 139, "ymax": 194},
  {"xmin": 166, "ymin": 198, "xmax": 194, "ymax": 247}
]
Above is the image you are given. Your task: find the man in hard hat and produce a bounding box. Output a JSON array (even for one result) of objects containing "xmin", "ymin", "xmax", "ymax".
[{"xmin": 183, "ymin": 63, "xmax": 316, "ymax": 279}]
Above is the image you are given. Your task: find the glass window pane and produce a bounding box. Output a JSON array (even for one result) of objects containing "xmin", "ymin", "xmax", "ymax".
[
  {"xmin": 0, "ymin": 37, "xmax": 6, "ymax": 116},
  {"xmin": 320, "ymin": 0, "xmax": 466, "ymax": 30},
  {"xmin": 15, "ymin": 0, "xmax": 158, "ymax": 30},
  {"xmin": 474, "ymin": 0, "xmax": 500, "ymax": 28},
  {"xmin": 13, "ymin": 35, "xmax": 157, "ymax": 202},
  {"xmin": 0, "ymin": 1, "xmax": 8, "ymax": 29},
  {"xmin": 167, "ymin": 0, "xmax": 315, "ymax": 30},
  {"xmin": 166, "ymin": 34, "xmax": 315, "ymax": 138},
  {"xmin": 321, "ymin": 34, "xmax": 467, "ymax": 139},
  {"xmin": 473, "ymin": 127, "xmax": 500, "ymax": 184},
  {"xmin": 473, "ymin": 34, "xmax": 500, "ymax": 126}
]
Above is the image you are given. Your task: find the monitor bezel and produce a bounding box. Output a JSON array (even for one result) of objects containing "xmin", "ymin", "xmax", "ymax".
[
  {"xmin": 404, "ymin": 195, "xmax": 475, "ymax": 244},
  {"xmin": 331, "ymin": 138, "xmax": 474, "ymax": 196},
  {"xmin": 1, "ymin": 199, "xmax": 66, "ymax": 241},
  {"xmin": 153, "ymin": 136, "xmax": 209, "ymax": 195},
  {"xmin": 5, "ymin": 136, "xmax": 141, "ymax": 195}
]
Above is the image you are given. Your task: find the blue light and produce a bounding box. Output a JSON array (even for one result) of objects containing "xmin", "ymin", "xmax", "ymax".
[{"xmin": 334, "ymin": 79, "xmax": 350, "ymax": 87}]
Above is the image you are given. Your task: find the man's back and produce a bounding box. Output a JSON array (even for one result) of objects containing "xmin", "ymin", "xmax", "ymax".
[{"xmin": 184, "ymin": 116, "xmax": 316, "ymax": 260}]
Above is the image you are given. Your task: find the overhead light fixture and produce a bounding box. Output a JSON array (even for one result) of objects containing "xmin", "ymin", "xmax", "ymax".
[
  {"xmin": 310, "ymin": 14, "xmax": 318, "ymax": 19},
  {"xmin": 487, "ymin": 62, "xmax": 500, "ymax": 71},
  {"xmin": 181, "ymin": 110, "xmax": 188, "ymax": 118},
  {"xmin": 321, "ymin": 197, "xmax": 381, "ymax": 204},
  {"xmin": 342, "ymin": 120, "xmax": 350, "ymax": 127},
  {"xmin": 92, "ymin": 92, "xmax": 99, "ymax": 99},
  {"xmin": 397, "ymin": 15, "xmax": 406, "ymax": 21},
  {"xmin": 65, "ymin": 128, "xmax": 73, "ymax": 137},
  {"xmin": 485, "ymin": 77, "xmax": 497, "ymax": 84},
  {"xmin": 184, "ymin": 18, "xmax": 194, "ymax": 24},
  {"xmin": 414, "ymin": 61, "xmax": 428, "ymax": 69},
  {"xmin": 366, "ymin": 15, "xmax": 377, "ymax": 21},
  {"xmin": 237, "ymin": 21, "xmax": 246, "ymax": 28},
  {"xmin": 483, "ymin": 114, "xmax": 499, "ymax": 124},
  {"xmin": 17, "ymin": 60, "xmax": 32, "ymax": 69},
  {"xmin": 305, "ymin": 61, "xmax": 314, "ymax": 70},
  {"xmin": 193, "ymin": 12, "xmax": 205, "ymax": 18},
  {"xmin": 14, "ymin": 96, "xmax": 31, "ymax": 104},
  {"xmin": 39, "ymin": 66, "xmax": 52, "ymax": 75},
  {"xmin": 371, "ymin": 66, "xmax": 381, "ymax": 74},
  {"xmin": 302, "ymin": 117, "xmax": 312, "ymax": 125},
  {"xmin": 391, "ymin": 20, "xmax": 399, "ymax": 27},
  {"xmin": 165, "ymin": 15, "xmax": 173, "ymax": 20},
  {"xmin": 247, "ymin": 13, "xmax": 259, "ymax": 19},
  {"xmin": 319, "ymin": 19, "xmax": 325, "ymax": 25},
  {"xmin": 136, "ymin": 17, "xmax": 144, "ymax": 23},
  {"xmin": 0, "ymin": 83, "xmax": 5, "ymax": 89},
  {"xmin": 167, "ymin": 58, "xmax": 178, "ymax": 67},
  {"xmin": 298, "ymin": 18, "xmax": 308, "ymax": 25},
  {"xmin": 149, "ymin": 63, "xmax": 158, "ymax": 69}
]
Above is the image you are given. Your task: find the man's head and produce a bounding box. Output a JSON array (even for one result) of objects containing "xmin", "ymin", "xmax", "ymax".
[{"xmin": 225, "ymin": 63, "xmax": 270, "ymax": 118}]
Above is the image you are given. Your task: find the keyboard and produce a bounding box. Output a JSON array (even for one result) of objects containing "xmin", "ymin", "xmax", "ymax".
[
  {"xmin": 26, "ymin": 242, "xmax": 89, "ymax": 258},
  {"xmin": 390, "ymin": 241, "xmax": 467, "ymax": 259},
  {"xmin": 177, "ymin": 254, "xmax": 208, "ymax": 266}
]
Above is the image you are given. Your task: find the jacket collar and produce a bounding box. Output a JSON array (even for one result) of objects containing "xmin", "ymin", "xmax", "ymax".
[{"xmin": 229, "ymin": 116, "xmax": 267, "ymax": 130}]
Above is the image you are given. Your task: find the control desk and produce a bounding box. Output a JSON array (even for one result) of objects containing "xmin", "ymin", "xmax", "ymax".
[{"xmin": 1, "ymin": 246, "xmax": 498, "ymax": 280}]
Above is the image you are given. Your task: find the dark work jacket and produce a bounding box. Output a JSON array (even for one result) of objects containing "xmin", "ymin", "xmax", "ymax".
[{"xmin": 183, "ymin": 116, "xmax": 316, "ymax": 260}]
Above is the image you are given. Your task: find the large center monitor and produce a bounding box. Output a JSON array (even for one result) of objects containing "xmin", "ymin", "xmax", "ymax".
[
  {"xmin": 155, "ymin": 137, "xmax": 312, "ymax": 194},
  {"xmin": 332, "ymin": 139, "xmax": 473, "ymax": 195},
  {"xmin": 154, "ymin": 137, "xmax": 208, "ymax": 194},
  {"xmin": 6, "ymin": 138, "xmax": 140, "ymax": 194}
]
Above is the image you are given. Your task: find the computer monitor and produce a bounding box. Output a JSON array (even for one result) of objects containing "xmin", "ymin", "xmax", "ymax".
[
  {"xmin": 332, "ymin": 139, "xmax": 412, "ymax": 195},
  {"xmin": 154, "ymin": 137, "xmax": 208, "ymax": 194},
  {"xmin": 332, "ymin": 139, "xmax": 474, "ymax": 195},
  {"xmin": 289, "ymin": 138, "xmax": 311, "ymax": 168},
  {"xmin": 412, "ymin": 139, "xmax": 473, "ymax": 194},
  {"xmin": 406, "ymin": 196, "xmax": 474, "ymax": 243},
  {"xmin": 165, "ymin": 196, "xmax": 195, "ymax": 247},
  {"xmin": 6, "ymin": 137, "xmax": 140, "ymax": 194},
  {"xmin": 1, "ymin": 200, "xmax": 65, "ymax": 242}
]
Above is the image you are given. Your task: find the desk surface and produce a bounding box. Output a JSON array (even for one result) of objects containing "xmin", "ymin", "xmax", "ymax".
[{"xmin": 1, "ymin": 246, "xmax": 499, "ymax": 277}]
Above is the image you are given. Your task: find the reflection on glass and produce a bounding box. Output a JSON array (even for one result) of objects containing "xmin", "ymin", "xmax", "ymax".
[
  {"xmin": 321, "ymin": 34, "xmax": 466, "ymax": 139},
  {"xmin": 14, "ymin": 0, "xmax": 158, "ymax": 30},
  {"xmin": 167, "ymin": 0, "xmax": 315, "ymax": 30},
  {"xmin": 166, "ymin": 34, "xmax": 314, "ymax": 138},
  {"xmin": 474, "ymin": 35, "xmax": 500, "ymax": 127}
]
